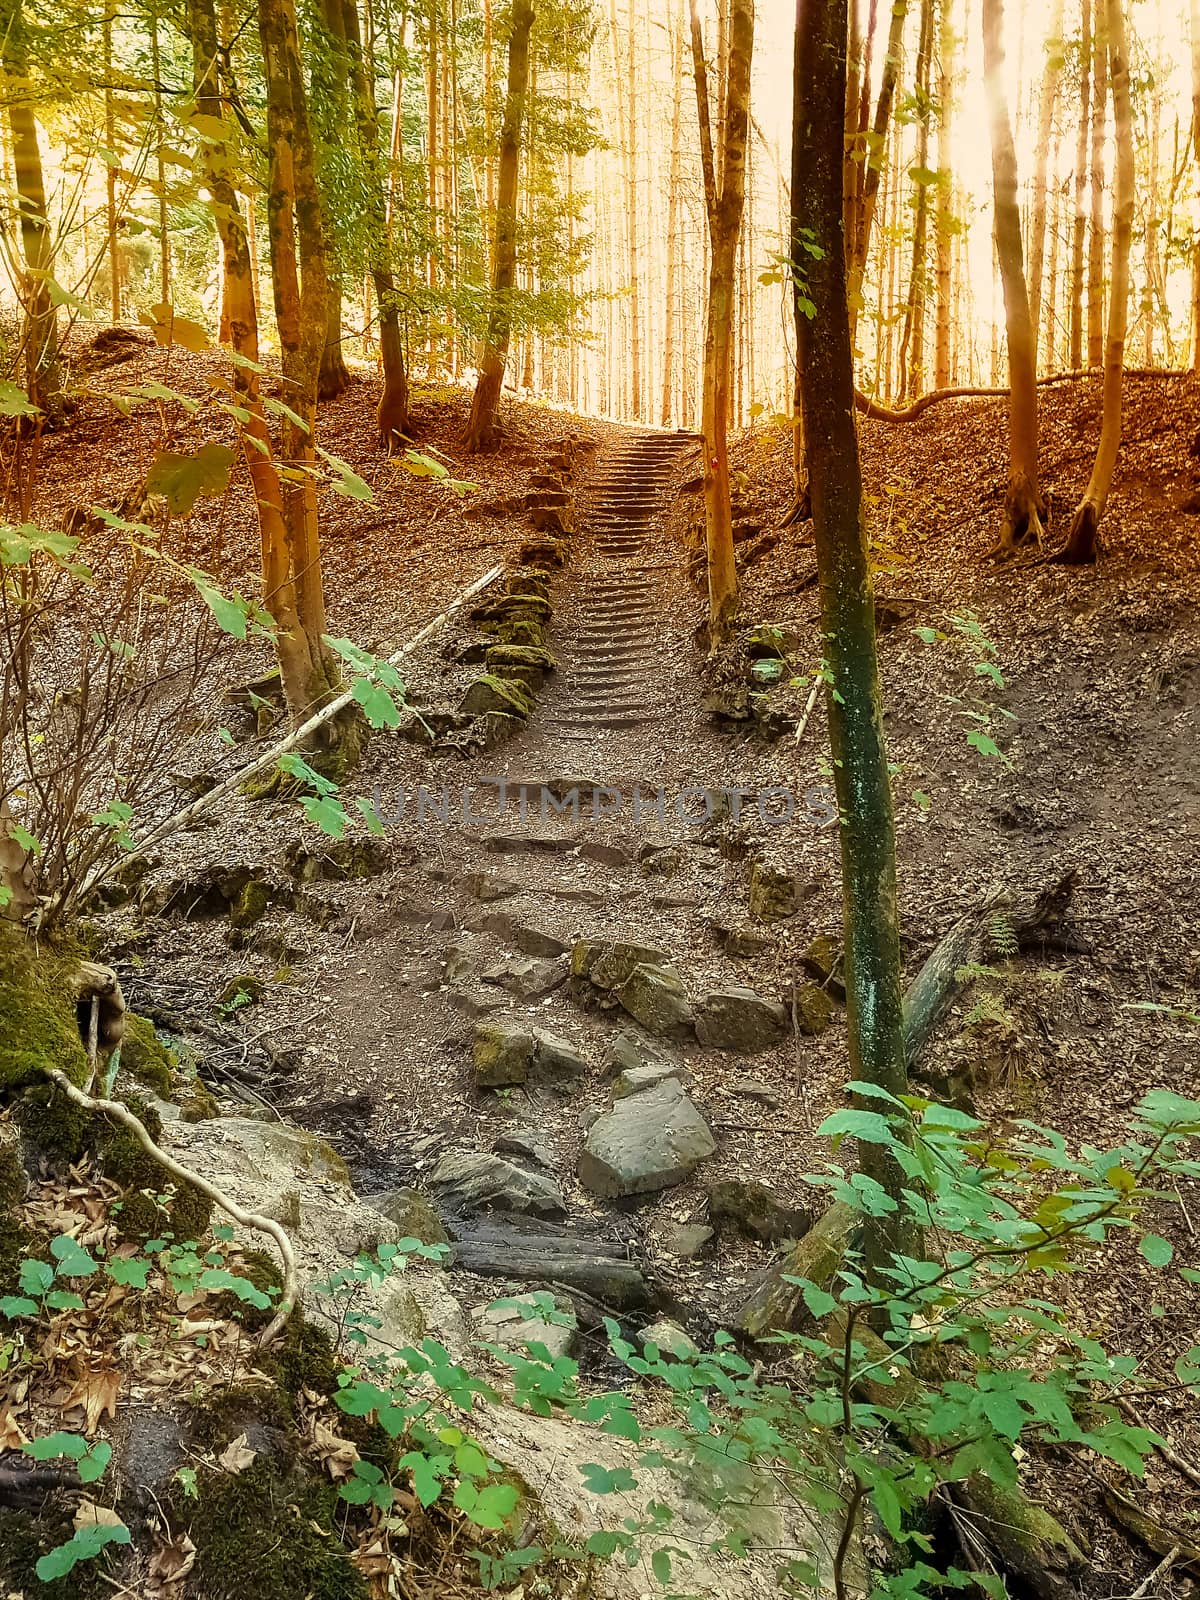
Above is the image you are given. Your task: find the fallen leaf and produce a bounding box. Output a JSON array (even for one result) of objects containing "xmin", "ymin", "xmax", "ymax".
[
  {"xmin": 310, "ymin": 1418, "xmax": 359, "ymax": 1482},
  {"xmin": 0, "ymin": 1408, "xmax": 27, "ymax": 1450},
  {"xmin": 148, "ymin": 1530, "xmax": 197, "ymax": 1594},
  {"xmin": 61, "ymin": 1365, "xmax": 120, "ymax": 1432},
  {"xmin": 74, "ymin": 1498, "xmax": 125, "ymax": 1531},
  {"xmin": 218, "ymin": 1432, "xmax": 257, "ymax": 1473}
]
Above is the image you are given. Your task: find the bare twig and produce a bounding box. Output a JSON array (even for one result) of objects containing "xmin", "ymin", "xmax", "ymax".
[
  {"xmin": 85, "ymin": 993, "xmax": 100, "ymax": 1093},
  {"xmin": 1116, "ymin": 1396, "xmax": 1200, "ymax": 1491},
  {"xmin": 60, "ymin": 563, "xmax": 504, "ymax": 913},
  {"xmin": 794, "ymin": 677, "xmax": 822, "ymax": 745},
  {"xmin": 1129, "ymin": 1545, "xmax": 1181, "ymax": 1599},
  {"xmin": 41, "ymin": 1068, "xmax": 297, "ymax": 1346}
]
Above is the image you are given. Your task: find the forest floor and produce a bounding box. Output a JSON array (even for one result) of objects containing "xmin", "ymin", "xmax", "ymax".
[{"xmin": 27, "ymin": 331, "xmax": 1200, "ymax": 1594}]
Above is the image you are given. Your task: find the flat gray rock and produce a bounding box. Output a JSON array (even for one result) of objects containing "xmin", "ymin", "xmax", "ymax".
[
  {"xmin": 694, "ymin": 986, "xmax": 787, "ymax": 1053},
  {"xmin": 429, "ymin": 1150, "xmax": 566, "ymax": 1217},
  {"xmin": 578, "ymin": 1080, "xmax": 715, "ymax": 1199},
  {"xmin": 616, "ymin": 963, "xmax": 695, "ymax": 1037}
]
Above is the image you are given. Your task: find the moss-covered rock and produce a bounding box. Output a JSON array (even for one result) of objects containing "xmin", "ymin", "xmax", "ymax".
[
  {"xmin": 486, "ymin": 643, "xmax": 555, "ymax": 677},
  {"xmin": 119, "ymin": 1013, "xmax": 175, "ymax": 1098},
  {"xmin": 490, "ymin": 619, "xmax": 546, "ymax": 649},
  {"xmin": 0, "ymin": 927, "xmax": 90, "ymax": 1096},
  {"xmin": 229, "ymin": 877, "xmax": 271, "ymax": 928},
  {"xmin": 168, "ymin": 1456, "xmax": 368, "ymax": 1600},
  {"xmin": 97, "ymin": 1097, "xmax": 213, "ymax": 1245},
  {"xmin": 459, "ymin": 674, "xmax": 535, "ymax": 719},
  {"xmin": 284, "ymin": 836, "xmax": 391, "ymax": 884},
  {"xmin": 219, "ymin": 973, "xmax": 265, "ymax": 1010}
]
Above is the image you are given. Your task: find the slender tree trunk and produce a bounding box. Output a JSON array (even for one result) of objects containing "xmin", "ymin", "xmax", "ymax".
[
  {"xmin": 1062, "ymin": 0, "xmax": 1133, "ymax": 562},
  {"xmin": 341, "ymin": 0, "xmax": 410, "ymax": 447},
  {"xmin": 1027, "ymin": 0, "xmax": 1065, "ymax": 353},
  {"xmin": 462, "ymin": 0, "xmax": 535, "ymax": 452},
  {"xmin": 626, "ymin": 0, "xmax": 641, "ymax": 418},
  {"xmin": 149, "ymin": 7, "xmax": 170, "ymax": 301},
  {"xmin": 983, "ymin": 0, "xmax": 1046, "ymax": 553},
  {"xmin": 1087, "ymin": 2, "xmax": 1107, "ymax": 366},
  {"xmin": 793, "ymin": 0, "xmax": 911, "ymax": 1283},
  {"xmin": 1143, "ymin": 93, "xmax": 1159, "ymax": 366},
  {"xmin": 934, "ymin": 0, "xmax": 954, "ymax": 388},
  {"xmin": 1070, "ymin": 0, "xmax": 1091, "ymax": 368},
  {"xmin": 1191, "ymin": 0, "xmax": 1200, "ymax": 368},
  {"xmin": 315, "ymin": 0, "xmax": 353, "ymax": 400},
  {"xmin": 103, "ymin": 9, "xmax": 121, "ymax": 323},
  {"xmin": 690, "ymin": 0, "xmax": 754, "ymax": 640},
  {"xmin": 661, "ymin": 0, "xmax": 685, "ymax": 426},
  {"xmin": 1, "ymin": 0, "xmax": 62, "ymax": 413},
  {"xmin": 1044, "ymin": 163, "xmax": 1062, "ymax": 370},
  {"xmin": 897, "ymin": 0, "xmax": 932, "ymax": 397},
  {"xmin": 847, "ymin": 0, "xmax": 908, "ymax": 347}
]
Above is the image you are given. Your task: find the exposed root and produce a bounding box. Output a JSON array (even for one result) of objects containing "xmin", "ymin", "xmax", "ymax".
[
  {"xmin": 41, "ymin": 1067, "xmax": 299, "ymax": 1346},
  {"xmin": 1053, "ymin": 498, "xmax": 1101, "ymax": 564}
]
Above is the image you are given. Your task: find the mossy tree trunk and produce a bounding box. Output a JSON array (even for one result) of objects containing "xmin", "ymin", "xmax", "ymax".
[
  {"xmin": 462, "ymin": 0, "xmax": 535, "ymax": 454},
  {"xmin": 792, "ymin": 0, "xmax": 912, "ymax": 1287},
  {"xmin": 846, "ymin": 0, "xmax": 908, "ymax": 351},
  {"xmin": 0, "ymin": 0, "xmax": 63, "ymax": 416},
  {"xmin": 1061, "ymin": 0, "xmax": 1134, "ymax": 563},
  {"xmin": 314, "ymin": 0, "xmax": 353, "ymax": 403},
  {"xmin": 983, "ymin": 0, "xmax": 1047, "ymax": 555},
  {"xmin": 689, "ymin": 0, "xmax": 754, "ymax": 641}
]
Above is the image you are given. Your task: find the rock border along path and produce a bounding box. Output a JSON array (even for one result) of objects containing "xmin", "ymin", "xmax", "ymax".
[{"xmin": 540, "ymin": 431, "xmax": 697, "ymax": 740}]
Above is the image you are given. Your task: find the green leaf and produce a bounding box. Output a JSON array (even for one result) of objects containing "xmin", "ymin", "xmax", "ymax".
[
  {"xmin": 818, "ymin": 1108, "xmax": 895, "ymax": 1145},
  {"xmin": 18, "ymin": 1259, "xmax": 54, "ymax": 1296},
  {"xmin": 651, "ymin": 1547, "xmax": 672, "ymax": 1584},
  {"xmin": 51, "ymin": 1235, "xmax": 99, "ymax": 1277},
  {"xmin": 78, "ymin": 1441, "xmax": 113, "ymax": 1483},
  {"xmin": 351, "ymin": 676, "xmax": 402, "ymax": 729},
  {"xmin": 277, "ymin": 752, "xmax": 339, "ymax": 796},
  {"xmin": 35, "ymin": 1521, "xmax": 130, "ymax": 1580},
  {"xmin": 0, "ymin": 1295, "xmax": 38, "ymax": 1317},
  {"xmin": 175, "ymin": 1466, "xmax": 199, "ymax": 1499},
  {"xmin": 457, "ymin": 1480, "xmax": 518, "ymax": 1529},
  {"xmin": 355, "ymin": 795, "xmax": 386, "ymax": 836},
  {"xmin": 0, "ymin": 381, "xmax": 38, "ymax": 418},
  {"xmin": 197, "ymin": 1267, "xmax": 271, "ymax": 1308},
  {"xmin": 398, "ymin": 1449, "xmax": 449, "ymax": 1507},
  {"xmin": 318, "ymin": 447, "xmax": 374, "ymax": 502},
  {"xmin": 25, "ymin": 1431, "xmax": 89, "ymax": 1462},
  {"xmin": 300, "ymin": 794, "xmax": 348, "ymax": 838},
  {"xmin": 1139, "ymin": 1233, "xmax": 1174, "ymax": 1268},
  {"xmin": 145, "ymin": 443, "xmax": 236, "ymax": 515},
  {"xmin": 965, "ymin": 728, "xmax": 1010, "ymax": 766},
  {"xmin": 579, "ymin": 1462, "xmax": 636, "ymax": 1495}
]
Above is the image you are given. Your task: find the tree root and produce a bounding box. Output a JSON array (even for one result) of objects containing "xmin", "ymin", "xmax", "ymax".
[
  {"xmin": 1103, "ymin": 1484, "xmax": 1200, "ymax": 1572},
  {"xmin": 41, "ymin": 1068, "xmax": 297, "ymax": 1347}
]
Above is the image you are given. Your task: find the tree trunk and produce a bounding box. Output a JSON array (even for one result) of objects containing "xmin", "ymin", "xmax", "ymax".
[
  {"xmin": 1061, "ymin": 0, "xmax": 1133, "ymax": 563},
  {"xmin": 897, "ymin": 0, "xmax": 933, "ymax": 398},
  {"xmin": 462, "ymin": 0, "xmax": 535, "ymax": 453},
  {"xmin": 1027, "ymin": 0, "xmax": 1065, "ymax": 351},
  {"xmin": 934, "ymin": 0, "xmax": 954, "ymax": 388},
  {"xmin": 1087, "ymin": 3, "xmax": 1107, "ymax": 366},
  {"xmin": 983, "ymin": 0, "xmax": 1046, "ymax": 554},
  {"xmin": 690, "ymin": 0, "xmax": 754, "ymax": 641},
  {"xmin": 149, "ymin": 6, "xmax": 170, "ymax": 302},
  {"xmin": 660, "ymin": 0, "xmax": 685, "ymax": 426},
  {"xmin": 793, "ymin": 0, "xmax": 911, "ymax": 1286},
  {"xmin": 1070, "ymin": 0, "xmax": 1091, "ymax": 369},
  {"xmin": 314, "ymin": 0, "xmax": 353, "ymax": 401},
  {"xmin": 1192, "ymin": 0, "xmax": 1200, "ymax": 369},
  {"xmin": 103, "ymin": 9, "xmax": 121, "ymax": 324},
  {"xmin": 1, "ymin": 0, "xmax": 63, "ymax": 414},
  {"xmin": 340, "ymin": 0, "xmax": 410, "ymax": 447},
  {"xmin": 846, "ymin": 0, "xmax": 908, "ymax": 348}
]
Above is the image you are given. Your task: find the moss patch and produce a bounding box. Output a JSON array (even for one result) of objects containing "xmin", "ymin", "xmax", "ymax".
[
  {"xmin": 169, "ymin": 1456, "xmax": 368, "ymax": 1600},
  {"xmin": 0, "ymin": 928, "xmax": 89, "ymax": 1097},
  {"xmin": 119, "ymin": 1013, "xmax": 175, "ymax": 1098},
  {"xmin": 95, "ymin": 1097, "xmax": 213, "ymax": 1245},
  {"xmin": 0, "ymin": 1508, "xmax": 115, "ymax": 1599}
]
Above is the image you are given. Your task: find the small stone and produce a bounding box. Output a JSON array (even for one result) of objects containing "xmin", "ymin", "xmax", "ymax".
[
  {"xmin": 229, "ymin": 878, "xmax": 271, "ymax": 928},
  {"xmin": 638, "ymin": 844, "xmax": 686, "ymax": 877},
  {"xmin": 801, "ymin": 935, "xmax": 846, "ymax": 1000},
  {"xmin": 613, "ymin": 1061, "xmax": 683, "ymax": 1098},
  {"xmin": 606, "ymin": 1030, "xmax": 678, "ymax": 1076},
  {"xmin": 639, "ymin": 1319, "xmax": 698, "ymax": 1358},
  {"xmin": 448, "ymin": 987, "xmax": 507, "ymax": 1018},
  {"xmin": 748, "ymin": 860, "xmax": 799, "ymax": 921},
  {"xmin": 728, "ymin": 1075, "xmax": 782, "ymax": 1107},
  {"xmin": 707, "ymin": 1179, "xmax": 811, "ymax": 1244},
  {"xmin": 662, "ymin": 1223, "xmax": 714, "ymax": 1259},
  {"xmin": 750, "ymin": 658, "xmax": 784, "ymax": 687},
  {"xmin": 530, "ymin": 1027, "xmax": 588, "ymax": 1087},
  {"xmin": 493, "ymin": 1131, "xmax": 556, "ymax": 1169},
  {"xmin": 428, "ymin": 1149, "xmax": 566, "ymax": 1217},
  {"xmin": 712, "ymin": 922, "xmax": 775, "ymax": 957},
  {"xmin": 580, "ymin": 840, "xmax": 633, "ymax": 868},
  {"xmin": 791, "ymin": 982, "xmax": 836, "ymax": 1035},
  {"xmin": 616, "ymin": 963, "xmax": 695, "ymax": 1037},
  {"xmin": 479, "ymin": 1295, "xmax": 577, "ymax": 1359},
  {"xmin": 473, "ymin": 1022, "xmax": 534, "ymax": 1088},
  {"xmin": 578, "ymin": 1080, "xmax": 715, "ymax": 1199},
  {"xmin": 695, "ymin": 986, "xmax": 787, "ymax": 1053},
  {"xmin": 460, "ymin": 871, "xmax": 520, "ymax": 901},
  {"xmin": 481, "ymin": 955, "xmax": 569, "ymax": 998},
  {"xmin": 364, "ymin": 1187, "xmax": 450, "ymax": 1247}
]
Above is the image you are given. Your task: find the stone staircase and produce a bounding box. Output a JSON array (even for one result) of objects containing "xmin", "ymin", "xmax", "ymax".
[{"xmin": 541, "ymin": 431, "xmax": 697, "ymax": 740}]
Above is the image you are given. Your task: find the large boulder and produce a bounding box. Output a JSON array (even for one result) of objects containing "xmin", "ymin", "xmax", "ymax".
[
  {"xmin": 578, "ymin": 1080, "xmax": 715, "ymax": 1199},
  {"xmin": 459, "ymin": 673, "xmax": 535, "ymax": 719},
  {"xmin": 363, "ymin": 1186, "xmax": 450, "ymax": 1247},
  {"xmin": 428, "ymin": 1149, "xmax": 566, "ymax": 1218},
  {"xmin": 695, "ymin": 986, "xmax": 788, "ymax": 1053},
  {"xmin": 615, "ymin": 963, "xmax": 694, "ymax": 1037}
]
